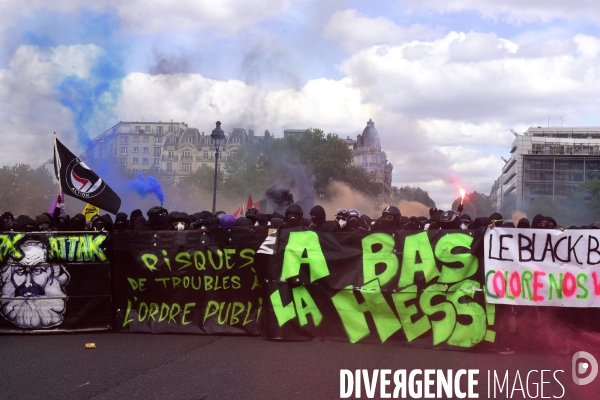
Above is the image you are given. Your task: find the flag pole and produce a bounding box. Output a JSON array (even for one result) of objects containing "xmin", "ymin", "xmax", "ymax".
[{"xmin": 54, "ymin": 132, "xmax": 62, "ymax": 193}]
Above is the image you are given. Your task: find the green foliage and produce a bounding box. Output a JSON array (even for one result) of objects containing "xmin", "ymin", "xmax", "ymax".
[
  {"xmin": 177, "ymin": 128, "xmax": 384, "ymax": 205},
  {"xmin": 451, "ymin": 191, "xmax": 494, "ymax": 218},
  {"xmin": 0, "ymin": 164, "xmax": 58, "ymax": 216},
  {"xmin": 392, "ymin": 186, "xmax": 435, "ymax": 207}
]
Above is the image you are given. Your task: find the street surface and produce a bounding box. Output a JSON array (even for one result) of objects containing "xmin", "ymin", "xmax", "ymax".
[{"xmin": 0, "ymin": 332, "xmax": 597, "ymax": 399}]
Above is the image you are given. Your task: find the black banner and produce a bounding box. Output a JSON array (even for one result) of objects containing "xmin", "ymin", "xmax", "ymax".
[
  {"xmin": 112, "ymin": 227, "xmax": 268, "ymax": 334},
  {"xmin": 0, "ymin": 232, "xmax": 111, "ymax": 332},
  {"xmin": 262, "ymin": 227, "xmax": 497, "ymax": 350}
]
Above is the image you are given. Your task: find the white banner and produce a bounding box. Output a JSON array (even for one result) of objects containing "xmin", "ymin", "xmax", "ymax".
[{"xmin": 484, "ymin": 228, "xmax": 600, "ymax": 307}]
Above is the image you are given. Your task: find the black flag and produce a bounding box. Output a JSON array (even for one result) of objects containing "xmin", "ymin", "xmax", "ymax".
[{"xmin": 54, "ymin": 137, "xmax": 121, "ymax": 214}]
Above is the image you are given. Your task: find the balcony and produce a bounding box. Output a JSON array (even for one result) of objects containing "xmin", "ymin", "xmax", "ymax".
[{"xmin": 162, "ymin": 155, "xmax": 178, "ymax": 161}]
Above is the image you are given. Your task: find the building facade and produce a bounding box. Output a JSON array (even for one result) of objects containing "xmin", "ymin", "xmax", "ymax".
[
  {"xmin": 88, "ymin": 120, "xmax": 393, "ymax": 189},
  {"xmin": 346, "ymin": 119, "xmax": 393, "ymax": 194},
  {"xmin": 492, "ymin": 127, "xmax": 600, "ymax": 214},
  {"xmin": 88, "ymin": 121, "xmax": 272, "ymax": 181}
]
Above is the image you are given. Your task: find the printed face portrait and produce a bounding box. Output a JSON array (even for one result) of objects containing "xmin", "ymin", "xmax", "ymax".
[{"xmin": 0, "ymin": 240, "xmax": 70, "ymax": 329}]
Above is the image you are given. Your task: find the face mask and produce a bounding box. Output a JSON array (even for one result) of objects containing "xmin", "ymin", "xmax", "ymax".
[
  {"xmin": 176, "ymin": 223, "xmax": 185, "ymax": 231},
  {"xmin": 423, "ymin": 223, "xmax": 430, "ymax": 230},
  {"xmin": 460, "ymin": 223, "xmax": 468, "ymax": 230},
  {"xmin": 40, "ymin": 223, "xmax": 50, "ymax": 230},
  {"xmin": 338, "ymin": 219, "xmax": 347, "ymax": 228}
]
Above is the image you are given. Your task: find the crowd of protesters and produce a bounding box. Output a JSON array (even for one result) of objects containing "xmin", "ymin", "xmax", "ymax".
[
  {"xmin": 0, "ymin": 196, "xmax": 588, "ymax": 234},
  {"xmin": 2, "ymin": 199, "xmax": 600, "ymax": 355}
]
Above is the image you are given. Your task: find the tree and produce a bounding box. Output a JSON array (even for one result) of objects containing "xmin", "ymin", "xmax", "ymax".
[
  {"xmin": 392, "ymin": 186, "xmax": 435, "ymax": 207},
  {"xmin": 178, "ymin": 164, "xmax": 224, "ymax": 194},
  {"xmin": 0, "ymin": 164, "xmax": 58, "ymax": 216},
  {"xmin": 450, "ymin": 191, "xmax": 494, "ymax": 218}
]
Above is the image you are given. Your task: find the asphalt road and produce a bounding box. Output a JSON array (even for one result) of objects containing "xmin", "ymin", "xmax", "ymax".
[{"xmin": 0, "ymin": 332, "xmax": 597, "ymax": 399}]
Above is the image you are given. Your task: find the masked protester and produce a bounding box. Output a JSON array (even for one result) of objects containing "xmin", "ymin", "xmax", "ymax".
[
  {"xmin": 245, "ymin": 208, "xmax": 259, "ymax": 225},
  {"xmin": 219, "ymin": 214, "xmax": 237, "ymax": 228},
  {"xmin": 130, "ymin": 209, "xmax": 143, "ymax": 225},
  {"xmin": 309, "ymin": 205, "xmax": 326, "ymax": 229},
  {"xmin": 335, "ymin": 208, "xmax": 350, "ymax": 230},
  {"xmin": 172, "ymin": 212, "xmax": 190, "ymax": 231},
  {"xmin": 114, "ymin": 212, "xmax": 128, "ymax": 231},
  {"xmin": 459, "ymin": 213, "xmax": 472, "ymax": 230},
  {"xmin": 531, "ymin": 214, "xmax": 547, "ymax": 229},
  {"xmin": 373, "ymin": 205, "xmax": 401, "ymax": 231},
  {"xmin": 56, "ymin": 214, "xmax": 70, "ymax": 231},
  {"xmin": 517, "ymin": 218, "xmax": 530, "ymax": 228},
  {"xmin": 135, "ymin": 206, "xmax": 170, "ymax": 231},
  {"xmin": 489, "ymin": 212, "xmax": 504, "ymax": 227},
  {"xmin": 345, "ymin": 209, "xmax": 362, "ymax": 231},
  {"xmin": 283, "ymin": 204, "xmax": 304, "ymax": 228},
  {"xmin": 440, "ymin": 210, "xmax": 461, "ymax": 229},
  {"xmin": 403, "ymin": 216, "xmax": 421, "ymax": 231},
  {"xmin": 35, "ymin": 214, "xmax": 52, "ymax": 232},
  {"xmin": 90, "ymin": 214, "xmax": 105, "ymax": 231},
  {"xmin": 236, "ymin": 217, "xmax": 254, "ymax": 226},
  {"xmin": 16, "ymin": 215, "xmax": 38, "ymax": 232},
  {"xmin": 70, "ymin": 213, "xmax": 87, "ymax": 231}
]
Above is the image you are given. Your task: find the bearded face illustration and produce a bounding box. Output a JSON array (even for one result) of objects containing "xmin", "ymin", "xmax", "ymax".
[{"xmin": 0, "ymin": 240, "xmax": 70, "ymax": 329}]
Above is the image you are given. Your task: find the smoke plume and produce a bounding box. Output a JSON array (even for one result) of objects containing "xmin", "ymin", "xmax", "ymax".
[{"xmin": 130, "ymin": 173, "xmax": 164, "ymax": 206}]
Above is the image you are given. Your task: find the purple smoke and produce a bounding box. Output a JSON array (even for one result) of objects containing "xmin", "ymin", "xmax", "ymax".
[{"xmin": 130, "ymin": 173, "xmax": 164, "ymax": 206}]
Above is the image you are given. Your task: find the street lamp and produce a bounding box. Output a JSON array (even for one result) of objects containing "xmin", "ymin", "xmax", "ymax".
[{"xmin": 210, "ymin": 121, "xmax": 225, "ymax": 214}]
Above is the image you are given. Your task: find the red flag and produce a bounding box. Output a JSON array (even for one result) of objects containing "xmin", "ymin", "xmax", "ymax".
[
  {"xmin": 232, "ymin": 207, "xmax": 241, "ymax": 218},
  {"xmin": 247, "ymin": 194, "xmax": 253, "ymax": 210}
]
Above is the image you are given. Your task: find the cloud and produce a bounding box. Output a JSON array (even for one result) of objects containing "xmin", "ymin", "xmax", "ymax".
[
  {"xmin": 397, "ymin": 0, "xmax": 600, "ymax": 25},
  {"xmin": 323, "ymin": 9, "xmax": 441, "ymax": 53},
  {"xmin": 0, "ymin": 0, "xmax": 297, "ymax": 41},
  {"xmin": 0, "ymin": 44, "xmax": 109, "ymax": 164}
]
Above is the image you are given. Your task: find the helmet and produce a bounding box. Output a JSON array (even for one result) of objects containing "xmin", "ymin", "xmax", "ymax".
[
  {"xmin": 285, "ymin": 203, "xmax": 304, "ymax": 221},
  {"xmin": 220, "ymin": 214, "xmax": 237, "ymax": 227},
  {"xmin": 382, "ymin": 205, "xmax": 400, "ymax": 221},
  {"xmin": 245, "ymin": 208, "xmax": 259, "ymax": 217},
  {"xmin": 214, "ymin": 211, "xmax": 226, "ymax": 222},
  {"xmin": 440, "ymin": 210, "xmax": 461, "ymax": 229},
  {"xmin": 336, "ymin": 208, "xmax": 349, "ymax": 220},
  {"xmin": 348, "ymin": 209, "xmax": 360, "ymax": 218},
  {"xmin": 147, "ymin": 206, "xmax": 168, "ymax": 218}
]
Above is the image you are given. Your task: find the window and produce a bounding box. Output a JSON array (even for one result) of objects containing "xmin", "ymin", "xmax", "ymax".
[
  {"xmin": 121, "ymin": 147, "xmax": 127, "ymax": 154},
  {"xmin": 182, "ymin": 163, "xmax": 192, "ymax": 171},
  {"xmin": 133, "ymin": 136, "xmax": 140, "ymax": 142},
  {"xmin": 135, "ymin": 126, "xmax": 141, "ymax": 133},
  {"xmin": 185, "ymin": 136, "xmax": 193, "ymax": 143},
  {"xmin": 154, "ymin": 148, "xmax": 161, "ymax": 156},
  {"xmin": 167, "ymin": 163, "xmax": 172, "ymax": 172},
  {"xmin": 168, "ymin": 150, "xmax": 174, "ymax": 159},
  {"xmin": 154, "ymin": 158, "xmax": 160, "ymax": 166},
  {"xmin": 142, "ymin": 158, "xmax": 149, "ymax": 164},
  {"xmin": 145, "ymin": 126, "xmax": 150, "ymax": 133},
  {"xmin": 133, "ymin": 147, "xmax": 139, "ymax": 153},
  {"xmin": 132, "ymin": 158, "xmax": 139, "ymax": 164},
  {"xmin": 120, "ymin": 136, "xmax": 128, "ymax": 144},
  {"xmin": 143, "ymin": 136, "xmax": 149, "ymax": 143},
  {"xmin": 157, "ymin": 126, "xmax": 163, "ymax": 134},
  {"xmin": 132, "ymin": 168, "xmax": 138, "ymax": 173},
  {"xmin": 120, "ymin": 158, "xmax": 127, "ymax": 165},
  {"xmin": 168, "ymin": 125, "xmax": 175, "ymax": 133},
  {"xmin": 143, "ymin": 147, "xmax": 149, "ymax": 153},
  {"xmin": 154, "ymin": 136, "xmax": 162, "ymax": 144},
  {"xmin": 203, "ymin": 151, "xmax": 208, "ymax": 159},
  {"xmin": 182, "ymin": 150, "xmax": 191, "ymax": 159}
]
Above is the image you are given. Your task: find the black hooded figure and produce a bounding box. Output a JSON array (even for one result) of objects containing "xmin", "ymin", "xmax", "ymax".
[
  {"xmin": 130, "ymin": 209, "xmax": 143, "ymax": 225},
  {"xmin": 56, "ymin": 213, "xmax": 71, "ymax": 231},
  {"xmin": 283, "ymin": 203, "xmax": 304, "ymax": 228},
  {"xmin": 373, "ymin": 205, "xmax": 402, "ymax": 231},
  {"xmin": 114, "ymin": 212, "xmax": 128, "ymax": 231},
  {"xmin": 135, "ymin": 206, "xmax": 170, "ymax": 231},
  {"xmin": 531, "ymin": 214, "xmax": 547, "ymax": 229},
  {"xmin": 309, "ymin": 205, "xmax": 337, "ymax": 232},
  {"xmin": 440, "ymin": 210, "xmax": 461, "ymax": 229},
  {"xmin": 489, "ymin": 212, "xmax": 504, "ymax": 227},
  {"xmin": 70, "ymin": 213, "xmax": 87, "ymax": 231},
  {"xmin": 517, "ymin": 218, "xmax": 531, "ymax": 228}
]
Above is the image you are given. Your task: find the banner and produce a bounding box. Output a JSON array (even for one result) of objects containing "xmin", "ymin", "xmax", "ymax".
[
  {"xmin": 0, "ymin": 232, "xmax": 111, "ymax": 332},
  {"xmin": 112, "ymin": 227, "xmax": 268, "ymax": 334},
  {"xmin": 484, "ymin": 227, "xmax": 600, "ymax": 307},
  {"xmin": 262, "ymin": 227, "xmax": 497, "ymax": 349}
]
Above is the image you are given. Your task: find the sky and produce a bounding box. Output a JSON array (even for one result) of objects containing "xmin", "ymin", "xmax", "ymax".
[{"xmin": 3, "ymin": 1, "xmax": 600, "ymax": 209}]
